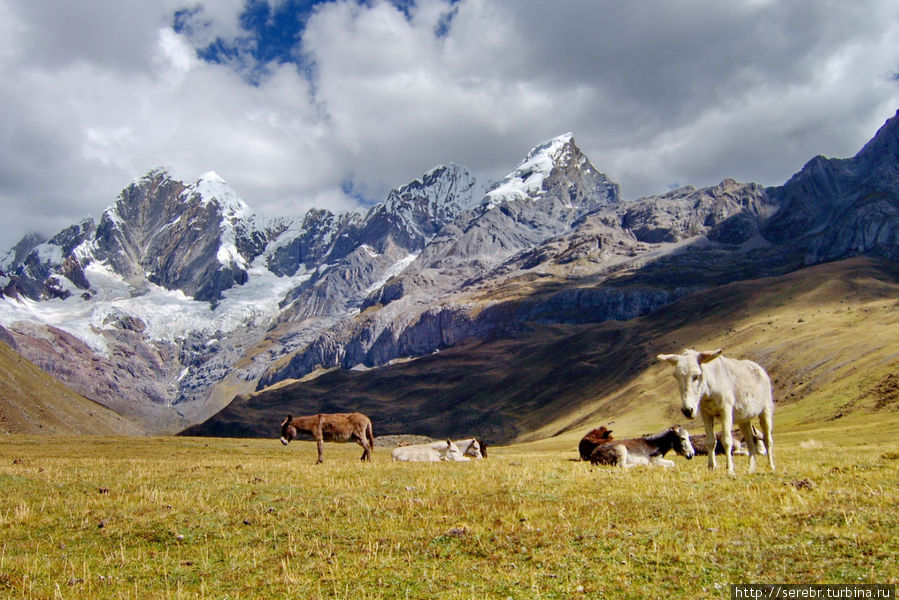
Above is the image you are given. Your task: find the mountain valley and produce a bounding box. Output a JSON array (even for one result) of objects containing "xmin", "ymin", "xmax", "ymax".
[{"xmin": 2, "ymin": 112, "xmax": 898, "ymax": 440}]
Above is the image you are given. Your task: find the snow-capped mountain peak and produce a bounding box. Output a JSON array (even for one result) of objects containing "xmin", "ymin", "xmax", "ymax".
[
  {"xmin": 188, "ymin": 171, "xmax": 253, "ymax": 222},
  {"xmin": 484, "ymin": 133, "xmax": 575, "ymax": 205},
  {"xmin": 484, "ymin": 133, "xmax": 619, "ymax": 211}
]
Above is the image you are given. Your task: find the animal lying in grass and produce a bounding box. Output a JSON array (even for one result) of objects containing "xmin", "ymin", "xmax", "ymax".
[
  {"xmin": 689, "ymin": 427, "xmax": 767, "ymax": 457},
  {"xmin": 578, "ymin": 426, "xmax": 615, "ymax": 461},
  {"xmin": 589, "ymin": 425, "xmax": 694, "ymax": 468},
  {"xmin": 392, "ymin": 440, "xmax": 469, "ymax": 462},
  {"xmin": 658, "ymin": 348, "xmax": 774, "ymax": 474},
  {"xmin": 430, "ymin": 438, "xmax": 486, "ymax": 459},
  {"xmin": 280, "ymin": 413, "xmax": 374, "ymax": 463}
]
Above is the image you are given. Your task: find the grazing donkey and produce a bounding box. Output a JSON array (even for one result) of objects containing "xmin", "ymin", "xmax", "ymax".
[
  {"xmin": 280, "ymin": 413, "xmax": 374, "ymax": 463},
  {"xmin": 589, "ymin": 425, "xmax": 694, "ymax": 468},
  {"xmin": 578, "ymin": 426, "xmax": 615, "ymax": 461},
  {"xmin": 658, "ymin": 349, "xmax": 774, "ymax": 475}
]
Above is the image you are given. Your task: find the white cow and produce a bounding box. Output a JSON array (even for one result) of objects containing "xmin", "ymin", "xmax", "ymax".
[
  {"xmin": 391, "ymin": 440, "xmax": 470, "ymax": 462},
  {"xmin": 430, "ymin": 438, "xmax": 485, "ymax": 459},
  {"xmin": 658, "ymin": 348, "xmax": 775, "ymax": 475}
]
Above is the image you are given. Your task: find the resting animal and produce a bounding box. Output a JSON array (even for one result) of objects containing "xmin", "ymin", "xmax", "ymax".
[{"xmin": 589, "ymin": 425, "xmax": 694, "ymax": 468}]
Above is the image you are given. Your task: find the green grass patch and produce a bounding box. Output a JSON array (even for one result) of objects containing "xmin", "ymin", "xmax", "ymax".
[{"xmin": 1, "ymin": 428, "xmax": 897, "ymax": 599}]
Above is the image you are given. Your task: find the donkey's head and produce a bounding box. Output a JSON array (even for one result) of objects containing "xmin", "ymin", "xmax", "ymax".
[
  {"xmin": 439, "ymin": 440, "xmax": 468, "ymax": 462},
  {"xmin": 279, "ymin": 415, "xmax": 295, "ymax": 445},
  {"xmin": 658, "ymin": 349, "xmax": 723, "ymax": 420},
  {"xmin": 671, "ymin": 424, "xmax": 695, "ymax": 460},
  {"xmin": 463, "ymin": 439, "xmax": 482, "ymax": 459}
]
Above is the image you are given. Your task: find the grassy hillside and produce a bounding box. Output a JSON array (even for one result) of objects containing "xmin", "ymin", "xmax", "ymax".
[
  {"xmin": 0, "ymin": 339, "xmax": 142, "ymax": 435},
  {"xmin": 536, "ymin": 256, "xmax": 899, "ymax": 443},
  {"xmin": 185, "ymin": 257, "xmax": 899, "ymax": 445}
]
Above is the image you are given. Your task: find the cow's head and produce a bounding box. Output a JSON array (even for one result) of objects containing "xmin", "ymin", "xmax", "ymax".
[
  {"xmin": 657, "ymin": 349, "xmax": 723, "ymax": 420},
  {"xmin": 280, "ymin": 415, "xmax": 296, "ymax": 445}
]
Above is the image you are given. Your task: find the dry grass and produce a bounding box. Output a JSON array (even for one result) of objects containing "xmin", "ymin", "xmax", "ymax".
[{"xmin": 2, "ymin": 419, "xmax": 897, "ymax": 599}]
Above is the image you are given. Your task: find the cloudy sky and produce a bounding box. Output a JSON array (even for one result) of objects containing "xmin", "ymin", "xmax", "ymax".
[{"xmin": 1, "ymin": 0, "xmax": 897, "ymax": 251}]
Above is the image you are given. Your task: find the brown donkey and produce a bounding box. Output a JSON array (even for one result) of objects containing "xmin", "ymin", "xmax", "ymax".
[{"xmin": 280, "ymin": 413, "xmax": 374, "ymax": 463}]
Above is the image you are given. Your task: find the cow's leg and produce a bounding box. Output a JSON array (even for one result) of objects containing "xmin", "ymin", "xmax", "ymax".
[
  {"xmin": 759, "ymin": 405, "xmax": 775, "ymax": 471},
  {"xmin": 738, "ymin": 421, "xmax": 757, "ymax": 473},
  {"xmin": 704, "ymin": 417, "xmax": 717, "ymax": 471},
  {"xmin": 720, "ymin": 407, "xmax": 735, "ymax": 475},
  {"xmin": 316, "ymin": 437, "xmax": 324, "ymax": 464}
]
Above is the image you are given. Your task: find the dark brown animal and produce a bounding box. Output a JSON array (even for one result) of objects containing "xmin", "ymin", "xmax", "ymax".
[
  {"xmin": 578, "ymin": 426, "xmax": 615, "ymax": 461},
  {"xmin": 280, "ymin": 413, "xmax": 374, "ymax": 463},
  {"xmin": 589, "ymin": 425, "xmax": 694, "ymax": 468},
  {"xmin": 476, "ymin": 438, "xmax": 487, "ymax": 458},
  {"xmin": 689, "ymin": 427, "xmax": 766, "ymax": 456}
]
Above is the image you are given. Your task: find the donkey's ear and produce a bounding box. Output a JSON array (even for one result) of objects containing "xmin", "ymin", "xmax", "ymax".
[
  {"xmin": 698, "ymin": 349, "xmax": 724, "ymax": 363},
  {"xmin": 657, "ymin": 353, "xmax": 679, "ymax": 365}
]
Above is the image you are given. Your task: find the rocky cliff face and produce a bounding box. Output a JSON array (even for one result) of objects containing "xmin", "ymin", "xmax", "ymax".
[
  {"xmin": 2, "ymin": 113, "xmax": 898, "ymax": 434},
  {"xmin": 764, "ymin": 110, "xmax": 899, "ymax": 261}
]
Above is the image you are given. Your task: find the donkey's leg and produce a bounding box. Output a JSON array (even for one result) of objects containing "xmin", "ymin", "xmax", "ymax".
[
  {"xmin": 759, "ymin": 405, "xmax": 775, "ymax": 471},
  {"xmin": 720, "ymin": 407, "xmax": 735, "ymax": 475},
  {"xmin": 703, "ymin": 417, "xmax": 717, "ymax": 470},
  {"xmin": 316, "ymin": 437, "xmax": 325, "ymax": 464},
  {"xmin": 356, "ymin": 433, "xmax": 372, "ymax": 462},
  {"xmin": 738, "ymin": 421, "xmax": 757, "ymax": 473}
]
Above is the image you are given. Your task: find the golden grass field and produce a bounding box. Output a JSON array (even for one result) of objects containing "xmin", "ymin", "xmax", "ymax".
[{"xmin": 2, "ymin": 411, "xmax": 897, "ymax": 599}]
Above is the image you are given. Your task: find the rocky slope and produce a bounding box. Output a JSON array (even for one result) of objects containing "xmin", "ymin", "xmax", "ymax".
[
  {"xmin": 2, "ymin": 111, "xmax": 898, "ymax": 436},
  {"xmin": 0, "ymin": 324, "xmax": 142, "ymax": 435}
]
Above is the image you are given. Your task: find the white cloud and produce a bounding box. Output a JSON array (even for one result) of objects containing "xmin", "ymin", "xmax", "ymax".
[{"xmin": 0, "ymin": 0, "xmax": 897, "ymax": 252}]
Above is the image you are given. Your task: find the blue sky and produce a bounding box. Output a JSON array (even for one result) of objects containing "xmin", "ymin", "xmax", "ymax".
[{"xmin": 0, "ymin": 0, "xmax": 898, "ymax": 251}]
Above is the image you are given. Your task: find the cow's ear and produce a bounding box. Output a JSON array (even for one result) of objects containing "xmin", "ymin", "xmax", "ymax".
[
  {"xmin": 281, "ymin": 415, "xmax": 291, "ymax": 426},
  {"xmin": 657, "ymin": 353, "xmax": 679, "ymax": 365},
  {"xmin": 698, "ymin": 349, "xmax": 724, "ymax": 363}
]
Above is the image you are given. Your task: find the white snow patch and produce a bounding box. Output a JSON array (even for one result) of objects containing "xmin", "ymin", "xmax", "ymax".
[
  {"xmin": 35, "ymin": 243, "xmax": 64, "ymax": 267},
  {"xmin": 191, "ymin": 172, "xmax": 251, "ymax": 219},
  {"xmin": 0, "ymin": 254, "xmax": 312, "ymax": 355},
  {"xmin": 363, "ymin": 252, "xmax": 418, "ymax": 297}
]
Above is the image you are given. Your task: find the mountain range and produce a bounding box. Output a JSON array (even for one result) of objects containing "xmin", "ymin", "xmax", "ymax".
[{"xmin": 1, "ymin": 111, "xmax": 898, "ymax": 440}]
